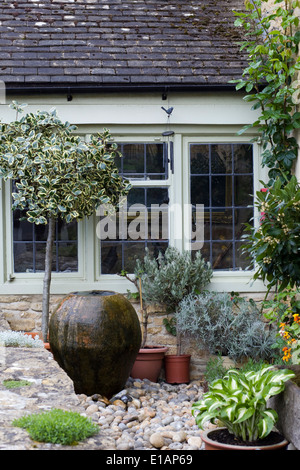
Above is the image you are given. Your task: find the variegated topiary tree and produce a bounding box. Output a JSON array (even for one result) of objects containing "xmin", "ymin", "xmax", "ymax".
[{"xmin": 0, "ymin": 103, "xmax": 130, "ymax": 341}]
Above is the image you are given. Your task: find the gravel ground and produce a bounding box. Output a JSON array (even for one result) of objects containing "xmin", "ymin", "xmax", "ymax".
[{"xmin": 78, "ymin": 376, "xmax": 206, "ymax": 451}]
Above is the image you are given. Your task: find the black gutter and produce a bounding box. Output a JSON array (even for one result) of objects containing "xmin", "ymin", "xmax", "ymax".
[{"xmin": 5, "ymin": 82, "xmax": 239, "ymax": 97}]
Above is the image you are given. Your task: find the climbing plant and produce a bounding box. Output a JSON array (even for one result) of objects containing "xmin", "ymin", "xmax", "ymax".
[
  {"xmin": 243, "ymin": 176, "xmax": 300, "ymax": 291},
  {"xmin": 232, "ymin": 1, "xmax": 300, "ymax": 300},
  {"xmin": 231, "ymin": 0, "xmax": 300, "ymax": 185}
]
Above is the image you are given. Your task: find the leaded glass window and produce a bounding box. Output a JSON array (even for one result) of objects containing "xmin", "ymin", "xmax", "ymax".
[{"xmin": 190, "ymin": 143, "xmax": 253, "ymax": 270}]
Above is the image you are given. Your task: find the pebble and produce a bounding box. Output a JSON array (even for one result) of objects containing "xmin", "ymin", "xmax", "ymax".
[{"xmin": 78, "ymin": 377, "xmax": 205, "ymax": 450}]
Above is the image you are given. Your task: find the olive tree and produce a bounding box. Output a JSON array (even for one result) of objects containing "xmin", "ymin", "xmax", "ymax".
[{"xmin": 0, "ymin": 103, "xmax": 130, "ymax": 340}]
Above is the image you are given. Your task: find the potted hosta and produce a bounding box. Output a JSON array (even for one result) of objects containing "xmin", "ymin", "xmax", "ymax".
[
  {"xmin": 192, "ymin": 365, "xmax": 295, "ymax": 450},
  {"xmin": 129, "ymin": 247, "xmax": 212, "ymax": 383}
]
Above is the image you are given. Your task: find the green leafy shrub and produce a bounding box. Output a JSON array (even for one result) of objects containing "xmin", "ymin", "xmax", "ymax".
[
  {"xmin": 176, "ymin": 292, "xmax": 276, "ymax": 361},
  {"xmin": 243, "ymin": 177, "xmax": 300, "ymax": 292},
  {"xmin": 13, "ymin": 408, "xmax": 99, "ymax": 445},
  {"xmin": 231, "ymin": 0, "xmax": 300, "ymax": 184},
  {"xmin": 192, "ymin": 365, "xmax": 295, "ymax": 442}
]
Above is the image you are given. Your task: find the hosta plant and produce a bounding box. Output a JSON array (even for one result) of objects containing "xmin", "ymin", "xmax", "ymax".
[{"xmin": 192, "ymin": 365, "xmax": 295, "ymax": 442}]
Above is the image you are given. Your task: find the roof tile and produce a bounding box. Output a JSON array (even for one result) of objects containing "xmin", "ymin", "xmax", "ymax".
[{"xmin": 0, "ymin": 0, "xmax": 247, "ymax": 89}]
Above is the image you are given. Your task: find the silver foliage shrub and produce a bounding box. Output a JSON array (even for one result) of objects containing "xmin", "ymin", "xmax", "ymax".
[
  {"xmin": 0, "ymin": 331, "xmax": 44, "ymax": 348},
  {"xmin": 176, "ymin": 292, "xmax": 276, "ymax": 361},
  {"xmin": 135, "ymin": 247, "xmax": 213, "ymax": 313}
]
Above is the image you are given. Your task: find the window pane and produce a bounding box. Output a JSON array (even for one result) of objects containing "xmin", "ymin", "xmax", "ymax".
[
  {"xmin": 145, "ymin": 241, "xmax": 168, "ymax": 258},
  {"xmin": 211, "ymin": 176, "xmax": 232, "ymax": 207},
  {"xmin": 118, "ymin": 143, "xmax": 167, "ymax": 180},
  {"xmin": 57, "ymin": 243, "xmax": 78, "ymax": 272},
  {"xmin": 123, "ymin": 242, "xmax": 146, "ymax": 272},
  {"xmin": 146, "ymin": 187, "xmax": 168, "ymax": 206},
  {"xmin": 235, "ymin": 241, "xmax": 252, "ymax": 270},
  {"xmin": 190, "ymin": 144, "xmax": 209, "ymax": 174},
  {"xmin": 211, "ymin": 144, "xmax": 232, "ymax": 174},
  {"xmin": 101, "ymin": 242, "xmax": 122, "ymax": 274},
  {"xmin": 212, "ymin": 242, "xmax": 233, "ymax": 270},
  {"xmin": 13, "ymin": 210, "xmax": 78, "ymax": 273},
  {"xmin": 35, "ymin": 224, "xmax": 48, "ymax": 242},
  {"xmin": 211, "ymin": 209, "xmax": 233, "ymax": 241},
  {"xmin": 13, "ymin": 243, "xmax": 33, "ymax": 273},
  {"xmin": 234, "ymin": 208, "xmax": 253, "ymax": 239},
  {"xmin": 234, "ymin": 144, "xmax": 253, "ymax": 173},
  {"xmin": 234, "ymin": 175, "xmax": 253, "ymax": 206},
  {"xmin": 146, "ymin": 144, "xmax": 165, "ymax": 174},
  {"xmin": 122, "ymin": 144, "xmax": 145, "ymax": 174},
  {"xmin": 127, "ymin": 188, "xmax": 145, "ymax": 207},
  {"xmin": 13, "ymin": 214, "xmax": 33, "ymax": 242},
  {"xmin": 57, "ymin": 219, "xmax": 77, "ymax": 241},
  {"xmin": 190, "ymin": 142, "xmax": 253, "ymax": 270},
  {"xmin": 191, "ymin": 176, "xmax": 209, "ymax": 206}
]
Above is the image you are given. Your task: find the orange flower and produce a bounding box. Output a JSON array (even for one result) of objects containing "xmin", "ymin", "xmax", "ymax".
[
  {"xmin": 293, "ymin": 314, "xmax": 300, "ymax": 324},
  {"xmin": 282, "ymin": 346, "xmax": 292, "ymax": 361}
]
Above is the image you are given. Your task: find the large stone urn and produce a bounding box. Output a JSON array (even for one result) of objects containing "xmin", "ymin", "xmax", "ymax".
[{"xmin": 49, "ymin": 291, "xmax": 141, "ymax": 398}]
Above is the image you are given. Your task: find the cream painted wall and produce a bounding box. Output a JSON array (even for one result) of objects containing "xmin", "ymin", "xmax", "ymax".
[{"xmin": 0, "ymin": 91, "xmax": 259, "ymax": 128}]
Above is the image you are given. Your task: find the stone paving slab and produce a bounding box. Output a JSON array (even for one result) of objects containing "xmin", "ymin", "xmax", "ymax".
[{"xmin": 0, "ymin": 347, "xmax": 115, "ymax": 450}]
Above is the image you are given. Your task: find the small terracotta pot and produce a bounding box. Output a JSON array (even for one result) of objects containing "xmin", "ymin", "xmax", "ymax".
[
  {"xmin": 131, "ymin": 346, "xmax": 168, "ymax": 382},
  {"xmin": 164, "ymin": 354, "xmax": 191, "ymax": 384}
]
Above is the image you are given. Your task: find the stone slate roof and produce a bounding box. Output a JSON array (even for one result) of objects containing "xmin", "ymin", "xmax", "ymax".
[{"xmin": 0, "ymin": 0, "xmax": 247, "ymax": 92}]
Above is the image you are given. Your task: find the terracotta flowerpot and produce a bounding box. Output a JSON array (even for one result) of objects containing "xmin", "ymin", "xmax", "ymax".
[
  {"xmin": 201, "ymin": 428, "xmax": 289, "ymax": 450},
  {"xmin": 131, "ymin": 346, "xmax": 168, "ymax": 382},
  {"xmin": 164, "ymin": 354, "xmax": 191, "ymax": 384},
  {"xmin": 49, "ymin": 290, "xmax": 141, "ymax": 398}
]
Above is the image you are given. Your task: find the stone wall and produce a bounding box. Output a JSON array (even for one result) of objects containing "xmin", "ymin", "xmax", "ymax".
[
  {"xmin": 0, "ymin": 294, "xmax": 64, "ymax": 334},
  {"xmin": 0, "ymin": 292, "xmax": 266, "ymax": 381}
]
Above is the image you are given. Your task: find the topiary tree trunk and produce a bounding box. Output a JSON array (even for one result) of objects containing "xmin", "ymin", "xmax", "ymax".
[{"xmin": 42, "ymin": 217, "xmax": 56, "ymax": 342}]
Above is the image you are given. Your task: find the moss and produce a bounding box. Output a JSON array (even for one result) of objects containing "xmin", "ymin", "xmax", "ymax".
[{"xmin": 3, "ymin": 379, "xmax": 31, "ymax": 389}]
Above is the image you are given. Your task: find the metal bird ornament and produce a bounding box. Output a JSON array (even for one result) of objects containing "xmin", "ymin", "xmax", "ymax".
[{"xmin": 161, "ymin": 106, "xmax": 174, "ymax": 116}]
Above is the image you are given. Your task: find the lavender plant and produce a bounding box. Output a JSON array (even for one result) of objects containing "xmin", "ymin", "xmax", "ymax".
[{"xmin": 176, "ymin": 292, "xmax": 276, "ymax": 362}]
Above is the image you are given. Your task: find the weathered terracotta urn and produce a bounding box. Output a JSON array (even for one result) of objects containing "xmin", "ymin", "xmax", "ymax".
[{"xmin": 49, "ymin": 291, "xmax": 141, "ymax": 398}]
